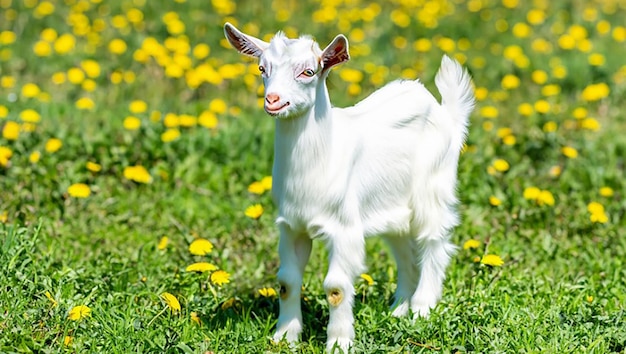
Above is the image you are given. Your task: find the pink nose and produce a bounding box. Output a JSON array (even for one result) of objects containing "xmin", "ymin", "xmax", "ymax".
[{"xmin": 266, "ymin": 93, "xmax": 280, "ymax": 104}]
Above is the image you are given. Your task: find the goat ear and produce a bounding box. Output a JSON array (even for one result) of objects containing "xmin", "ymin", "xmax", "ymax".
[
  {"xmin": 321, "ymin": 35, "xmax": 350, "ymax": 72},
  {"xmin": 224, "ymin": 22, "xmax": 269, "ymax": 58}
]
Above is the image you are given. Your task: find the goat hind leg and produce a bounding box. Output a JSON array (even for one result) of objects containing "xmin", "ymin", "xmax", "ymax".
[
  {"xmin": 273, "ymin": 228, "xmax": 312, "ymax": 344},
  {"xmin": 410, "ymin": 237, "xmax": 456, "ymax": 318},
  {"xmin": 384, "ymin": 235, "xmax": 419, "ymax": 317}
]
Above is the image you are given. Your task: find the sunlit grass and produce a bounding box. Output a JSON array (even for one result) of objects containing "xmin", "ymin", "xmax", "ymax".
[{"xmin": 1, "ymin": 0, "xmax": 625, "ymax": 352}]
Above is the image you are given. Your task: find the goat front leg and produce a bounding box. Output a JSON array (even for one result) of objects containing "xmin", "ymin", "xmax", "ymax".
[
  {"xmin": 323, "ymin": 227, "xmax": 365, "ymax": 353},
  {"xmin": 273, "ymin": 225, "xmax": 312, "ymax": 344}
]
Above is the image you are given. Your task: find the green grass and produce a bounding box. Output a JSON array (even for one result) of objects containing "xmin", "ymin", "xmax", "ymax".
[{"xmin": 1, "ymin": 0, "xmax": 626, "ymax": 353}]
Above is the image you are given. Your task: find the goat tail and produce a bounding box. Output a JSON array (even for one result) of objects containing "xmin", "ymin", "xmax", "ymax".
[{"xmin": 435, "ymin": 55, "xmax": 475, "ymax": 141}]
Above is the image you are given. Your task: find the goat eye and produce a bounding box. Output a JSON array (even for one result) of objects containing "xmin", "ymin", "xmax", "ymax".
[
  {"xmin": 302, "ymin": 69, "xmax": 316, "ymax": 77},
  {"xmin": 258, "ymin": 65, "xmax": 266, "ymax": 74}
]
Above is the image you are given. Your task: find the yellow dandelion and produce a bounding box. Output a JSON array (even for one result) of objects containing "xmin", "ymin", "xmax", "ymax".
[
  {"xmin": 534, "ymin": 100, "xmax": 551, "ymax": 114},
  {"xmin": 481, "ymin": 254, "xmax": 504, "ymax": 267},
  {"xmin": 161, "ymin": 129, "xmax": 180, "ymax": 143},
  {"xmin": 261, "ymin": 176, "xmax": 272, "ymax": 190},
  {"xmin": 123, "ymin": 165, "xmax": 152, "ymax": 183},
  {"xmin": 339, "ymin": 68, "xmax": 364, "ymax": 83},
  {"xmin": 245, "ymin": 204, "xmax": 264, "ymax": 219},
  {"xmin": 75, "ymin": 97, "xmax": 95, "ymax": 110},
  {"xmin": 19, "ymin": 109, "xmax": 41, "ymax": 123},
  {"xmin": 0, "ymin": 146, "xmax": 12, "ymax": 167},
  {"xmin": 68, "ymin": 305, "xmax": 91, "ymax": 321},
  {"xmin": 581, "ymin": 83, "xmax": 610, "ymax": 102},
  {"xmin": 517, "ymin": 103, "xmax": 533, "ymax": 116},
  {"xmin": 86, "ymin": 161, "xmax": 101, "ymax": 172},
  {"xmin": 29, "ymin": 151, "xmax": 41, "ymax": 164},
  {"xmin": 210, "ymin": 270, "xmax": 231, "ymax": 286},
  {"xmin": 21, "ymin": 83, "xmax": 41, "ymax": 98},
  {"xmin": 161, "ymin": 292, "xmax": 181, "ymax": 313},
  {"xmin": 463, "ymin": 239, "xmax": 481, "ymax": 250},
  {"xmin": 523, "ymin": 186, "xmax": 541, "ymax": 200},
  {"xmin": 489, "ymin": 196, "xmax": 502, "ymax": 206},
  {"xmin": 0, "ymin": 210, "xmax": 7, "ymax": 222},
  {"xmin": 185, "ymin": 262, "xmax": 218, "ymax": 273},
  {"xmin": 492, "ymin": 159, "xmax": 510, "ymax": 172},
  {"xmin": 45, "ymin": 138, "xmax": 62, "ymax": 153},
  {"xmin": 129, "ymin": 100, "xmax": 147, "ymax": 114},
  {"xmin": 109, "ymin": 38, "xmax": 127, "ymax": 54},
  {"xmin": 0, "ymin": 105, "xmax": 8, "ymax": 118},
  {"xmin": 189, "ymin": 238, "xmax": 213, "ymax": 256},
  {"xmin": 198, "ymin": 111, "xmax": 218, "ymax": 129},
  {"xmin": 258, "ymin": 287, "xmax": 278, "ymax": 297},
  {"xmin": 67, "ymin": 183, "xmax": 91, "ymax": 198},
  {"xmin": 537, "ymin": 190, "xmax": 555, "ymax": 206},
  {"xmin": 221, "ymin": 297, "xmax": 236, "ymax": 310},
  {"xmin": 501, "ymin": 74, "xmax": 520, "ymax": 89},
  {"xmin": 248, "ymin": 181, "xmax": 265, "ymax": 195},
  {"xmin": 2, "ymin": 121, "xmax": 20, "ymax": 141},
  {"xmin": 480, "ymin": 106, "xmax": 499, "ymax": 119},
  {"xmin": 599, "ymin": 187, "xmax": 614, "ymax": 197},
  {"xmin": 360, "ymin": 273, "xmax": 374, "ymax": 286},
  {"xmin": 581, "ymin": 118, "xmax": 600, "ymax": 131},
  {"xmin": 63, "ymin": 336, "xmax": 73, "ymax": 346},
  {"xmin": 123, "ymin": 116, "xmax": 141, "ymax": 130},
  {"xmin": 53, "ymin": 33, "xmax": 75, "ymax": 54},
  {"xmin": 157, "ymin": 236, "xmax": 169, "ymax": 250},
  {"xmin": 543, "ymin": 121, "xmax": 558, "ymax": 133},
  {"xmin": 561, "ymin": 146, "xmax": 578, "ymax": 159}
]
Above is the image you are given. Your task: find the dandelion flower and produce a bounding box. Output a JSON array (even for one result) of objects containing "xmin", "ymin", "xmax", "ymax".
[
  {"xmin": 480, "ymin": 254, "xmax": 504, "ymax": 267},
  {"xmin": 561, "ymin": 146, "xmax": 578, "ymax": 159},
  {"xmin": 245, "ymin": 204, "xmax": 264, "ymax": 219},
  {"xmin": 189, "ymin": 238, "xmax": 213, "ymax": 255},
  {"xmin": 75, "ymin": 97, "xmax": 95, "ymax": 110},
  {"xmin": 248, "ymin": 181, "xmax": 265, "ymax": 194},
  {"xmin": 185, "ymin": 262, "xmax": 218, "ymax": 273},
  {"xmin": 21, "ymin": 83, "xmax": 41, "ymax": 98},
  {"xmin": 198, "ymin": 111, "xmax": 218, "ymax": 129},
  {"xmin": 479, "ymin": 106, "xmax": 498, "ymax": 118},
  {"xmin": 45, "ymin": 138, "xmax": 62, "ymax": 153},
  {"xmin": 360, "ymin": 273, "xmax": 374, "ymax": 286},
  {"xmin": 19, "ymin": 109, "xmax": 41, "ymax": 123},
  {"xmin": 63, "ymin": 336, "xmax": 73, "ymax": 346},
  {"xmin": 157, "ymin": 236, "xmax": 169, "ymax": 250},
  {"xmin": 463, "ymin": 239, "xmax": 481, "ymax": 250},
  {"xmin": 129, "ymin": 100, "xmax": 147, "ymax": 113},
  {"xmin": 68, "ymin": 305, "xmax": 91, "ymax": 321},
  {"xmin": 537, "ymin": 190, "xmax": 555, "ymax": 206},
  {"xmin": 523, "ymin": 186, "xmax": 541, "ymax": 200},
  {"xmin": 29, "ymin": 151, "xmax": 40, "ymax": 164},
  {"xmin": 0, "ymin": 146, "xmax": 12, "ymax": 167},
  {"xmin": 261, "ymin": 176, "xmax": 272, "ymax": 190},
  {"xmin": 86, "ymin": 162, "xmax": 101, "ymax": 172},
  {"xmin": 581, "ymin": 83, "xmax": 610, "ymax": 102},
  {"xmin": 108, "ymin": 38, "xmax": 127, "ymax": 54},
  {"xmin": 161, "ymin": 129, "xmax": 180, "ymax": 143},
  {"xmin": 501, "ymin": 74, "xmax": 520, "ymax": 89},
  {"xmin": 209, "ymin": 98, "xmax": 228, "ymax": 114},
  {"xmin": 123, "ymin": 116, "xmax": 141, "ymax": 130},
  {"xmin": 258, "ymin": 287, "xmax": 277, "ymax": 297},
  {"xmin": 492, "ymin": 159, "xmax": 510, "ymax": 172},
  {"xmin": 2, "ymin": 121, "xmax": 20, "ymax": 141},
  {"xmin": 161, "ymin": 292, "xmax": 181, "ymax": 313},
  {"xmin": 67, "ymin": 183, "xmax": 91, "ymax": 198},
  {"xmin": 210, "ymin": 270, "xmax": 231, "ymax": 286},
  {"xmin": 221, "ymin": 297, "xmax": 236, "ymax": 310},
  {"xmin": 599, "ymin": 187, "xmax": 614, "ymax": 197},
  {"xmin": 489, "ymin": 196, "xmax": 502, "ymax": 206},
  {"xmin": 123, "ymin": 165, "xmax": 152, "ymax": 183}
]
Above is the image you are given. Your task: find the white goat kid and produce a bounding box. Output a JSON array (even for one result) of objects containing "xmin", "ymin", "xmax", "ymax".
[{"xmin": 224, "ymin": 23, "xmax": 474, "ymax": 353}]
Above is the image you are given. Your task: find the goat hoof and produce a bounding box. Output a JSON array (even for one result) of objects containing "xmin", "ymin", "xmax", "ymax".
[
  {"xmin": 391, "ymin": 302, "xmax": 409, "ymax": 317},
  {"xmin": 327, "ymin": 337, "xmax": 352, "ymax": 353}
]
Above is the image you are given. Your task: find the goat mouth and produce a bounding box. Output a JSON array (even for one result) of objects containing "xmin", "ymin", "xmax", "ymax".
[{"xmin": 265, "ymin": 102, "xmax": 290, "ymax": 115}]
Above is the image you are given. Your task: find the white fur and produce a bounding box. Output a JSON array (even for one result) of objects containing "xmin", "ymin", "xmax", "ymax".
[{"xmin": 224, "ymin": 23, "xmax": 475, "ymax": 353}]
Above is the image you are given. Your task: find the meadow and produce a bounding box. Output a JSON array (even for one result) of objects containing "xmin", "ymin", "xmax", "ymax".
[{"xmin": 1, "ymin": 0, "xmax": 625, "ymax": 352}]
